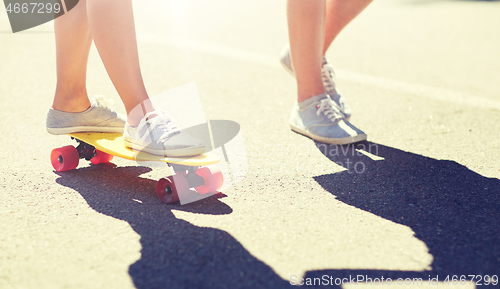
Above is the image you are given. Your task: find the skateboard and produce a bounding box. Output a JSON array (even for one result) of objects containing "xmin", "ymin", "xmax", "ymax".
[{"xmin": 50, "ymin": 132, "xmax": 223, "ymax": 204}]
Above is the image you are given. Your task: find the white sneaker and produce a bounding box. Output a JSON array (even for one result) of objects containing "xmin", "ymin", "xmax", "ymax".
[{"xmin": 123, "ymin": 111, "xmax": 205, "ymax": 157}]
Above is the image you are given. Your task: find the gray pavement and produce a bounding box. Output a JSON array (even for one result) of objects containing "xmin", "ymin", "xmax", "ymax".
[{"xmin": 1, "ymin": 0, "xmax": 499, "ymax": 288}]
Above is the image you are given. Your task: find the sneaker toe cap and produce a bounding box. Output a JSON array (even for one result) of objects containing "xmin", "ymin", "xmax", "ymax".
[{"xmin": 161, "ymin": 132, "xmax": 206, "ymax": 153}]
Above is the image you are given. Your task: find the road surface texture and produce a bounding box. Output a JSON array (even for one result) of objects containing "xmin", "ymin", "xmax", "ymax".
[{"xmin": 1, "ymin": 0, "xmax": 499, "ymax": 288}]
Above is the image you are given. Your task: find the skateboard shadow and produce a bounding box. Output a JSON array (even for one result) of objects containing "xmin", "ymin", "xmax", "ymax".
[
  {"xmin": 55, "ymin": 164, "xmax": 287, "ymax": 289},
  {"xmin": 304, "ymin": 141, "xmax": 500, "ymax": 285},
  {"xmin": 53, "ymin": 142, "xmax": 500, "ymax": 288}
]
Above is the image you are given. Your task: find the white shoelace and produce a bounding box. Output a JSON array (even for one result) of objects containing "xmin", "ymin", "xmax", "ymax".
[
  {"xmin": 136, "ymin": 111, "xmax": 180, "ymax": 143},
  {"xmin": 316, "ymin": 98, "xmax": 343, "ymax": 123},
  {"xmin": 321, "ymin": 64, "xmax": 336, "ymax": 93},
  {"xmin": 321, "ymin": 65, "xmax": 346, "ymax": 115},
  {"xmin": 93, "ymin": 95, "xmax": 115, "ymax": 110}
]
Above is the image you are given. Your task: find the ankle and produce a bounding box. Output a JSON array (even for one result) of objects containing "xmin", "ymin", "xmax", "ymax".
[
  {"xmin": 52, "ymin": 88, "xmax": 91, "ymax": 113},
  {"xmin": 297, "ymin": 88, "xmax": 326, "ymax": 103},
  {"xmin": 126, "ymin": 98, "xmax": 155, "ymax": 127}
]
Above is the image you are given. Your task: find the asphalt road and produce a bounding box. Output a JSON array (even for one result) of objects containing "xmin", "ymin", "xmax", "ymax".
[{"xmin": 1, "ymin": 0, "xmax": 499, "ymax": 288}]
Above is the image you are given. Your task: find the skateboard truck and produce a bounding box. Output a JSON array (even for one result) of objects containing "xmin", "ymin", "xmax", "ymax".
[
  {"xmin": 156, "ymin": 165, "xmax": 223, "ymax": 204},
  {"xmin": 73, "ymin": 138, "xmax": 97, "ymax": 161},
  {"xmin": 170, "ymin": 164, "xmax": 205, "ymax": 188}
]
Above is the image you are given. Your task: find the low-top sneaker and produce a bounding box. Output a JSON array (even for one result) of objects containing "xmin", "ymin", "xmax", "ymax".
[
  {"xmin": 123, "ymin": 110, "xmax": 205, "ymax": 157},
  {"xmin": 289, "ymin": 94, "xmax": 366, "ymax": 145}
]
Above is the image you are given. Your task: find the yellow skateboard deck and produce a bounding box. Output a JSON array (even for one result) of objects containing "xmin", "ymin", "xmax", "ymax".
[
  {"xmin": 51, "ymin": 132, "xmax": 224, "ymax": 204},
  {"xmin": 69, "ymin": 132, "xmax": 220, "ymax": 166}
]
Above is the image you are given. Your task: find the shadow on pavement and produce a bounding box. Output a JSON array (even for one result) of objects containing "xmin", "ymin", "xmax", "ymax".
[
  {"xmin": 55, "ymin": 164, "xmax": 287, "ymax": 289},
  {"xmin": 306, "ymin": 141, "xmax": 500, "ymax": 286},
  {"xmin": 53, "ymin": 141, "xmax": 500, "ymax": 288}
]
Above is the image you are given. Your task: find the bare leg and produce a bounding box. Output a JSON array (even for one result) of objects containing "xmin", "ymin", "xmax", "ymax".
[
  {"xmin": 323, "ymin": 0, "xmax": 373, "ymax": 55},
  {"xmin": 285, "ymin": 0, "xmax": 368, "ymax": 144},
  {"xmin": 86, "ymin": 0, "xmax": 152, "ymax": 125},
  {"xmin": 52, "ymin": 0, "xmax": 92, "ymax": 113},
  {"xmin": 53, "ymin": 0, "xmax": 152, "ymax": 125},
  {"xmin": 287, "ymin": 0, "xmax": 326, "ymax": 102}
]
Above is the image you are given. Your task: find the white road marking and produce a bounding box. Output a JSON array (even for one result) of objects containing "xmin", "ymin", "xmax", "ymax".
[
  {"xmin": 139, "ymin": 34, "xmax": 500, "ymax": 111},
  {"xmin": 337, "ymin": 70, "xmax": 500, "ymax": 111}
]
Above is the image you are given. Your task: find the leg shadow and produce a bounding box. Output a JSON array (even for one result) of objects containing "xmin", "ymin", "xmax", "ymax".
[
  {"xmin": 305, "ymin": 141, "xmax": 500, "ymax": 285},
  {"xmin": 55, "ymin": 164, "xmax": 287, "ymax": 289}
]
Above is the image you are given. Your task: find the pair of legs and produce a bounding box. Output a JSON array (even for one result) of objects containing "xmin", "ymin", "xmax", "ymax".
[
  {"xmin": 53, "ymin": 0, "xmax": 151, "ymax": 126},
  {"xmin": 286, "ymin": 0, "xmax": 372, "ymax": 102},
  {"xmin": 54, "ymin": 0, "xmax": 371, "ymax": 117},
  {"xmin": 50, "ymin": 0, "xmax": 205, "ymax": 156}
]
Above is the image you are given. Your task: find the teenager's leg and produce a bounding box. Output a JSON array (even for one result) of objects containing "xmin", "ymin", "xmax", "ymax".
[
  {"xmin": 323, "ymin": 0, "xmax": 373, "ymax": 55},
  {"xmin": 285, "ymin": 0, "xmax": 367, "ymax": 145},
  {"xmin": 86, "ymin": 0, "xmax": 152, "ymax": 125},
  {"xmin": 287, "ymin": 0, "xmax": 326, "ymax": 102},
  {"xmin": 86, "ymin": 0, "xmax": 204, "ymax": 155},
  {"xmin": 52, "ymin": 0, "xmax": 92, "ymax": 113}
]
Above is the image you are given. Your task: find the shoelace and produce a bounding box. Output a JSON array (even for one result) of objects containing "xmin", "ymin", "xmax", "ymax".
[
  {"xmin": 321, "ymin": 65, "xmax": 346, "ymax": 115},
  {"xmin": 316, "ymin": 97, "xmax": 343, "ymax": 123},
  {"xmin": 93, "ymin": 95, "xmax": 115, "ymax": 110},
  {"xmin": 321, "ymin": 64, "xmax": 336, "ymax": 93},
  {"xmin": 136, "ymin": 111, "xmax": 180, "ymax": 143}
]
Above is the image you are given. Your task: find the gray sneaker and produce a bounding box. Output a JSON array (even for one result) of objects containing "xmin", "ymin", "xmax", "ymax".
[
  {"xmin": 280, "ymin": 46, "xmax": 352, "ymax": 120},
  {"xmin": 123, "ymin": 110, "xmax": 205, "ymax": 157},
  {"xmin": 289, "ymin": 94, "xmax": 366, "ymax": 145},
  {"xmin": 46, "ymin": 95, "xmax": 126, "ymax": 135}
]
